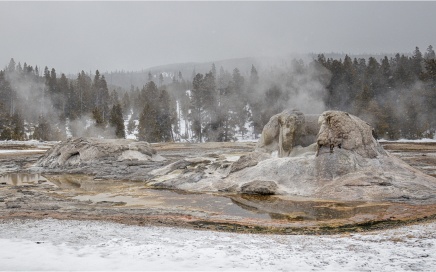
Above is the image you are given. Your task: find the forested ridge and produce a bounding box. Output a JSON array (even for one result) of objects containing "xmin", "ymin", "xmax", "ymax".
[{"xmin": 1, "ymin": 45, "xmax": 435, "ymax": 142}]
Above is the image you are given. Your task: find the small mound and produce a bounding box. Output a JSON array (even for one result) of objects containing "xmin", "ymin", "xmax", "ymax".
[{"xmin": 36, "ymin": 137, "xmax": 164, "ymax": 169}]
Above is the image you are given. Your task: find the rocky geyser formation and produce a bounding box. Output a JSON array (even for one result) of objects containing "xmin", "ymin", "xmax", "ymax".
[
  {"xmin": 34, "ymin": 137, "xmax": 165, "ymax": 178},
  {"xmin": 256, "ymin": 109, "xmax": 320, "ymax": 157},
  {"xmin": 34, "ymin": 111, "xmax": 436, "ymax": 204},
  {"xmin": 147, "ymin": 110, "xmax": 436, "ymax": 204}
]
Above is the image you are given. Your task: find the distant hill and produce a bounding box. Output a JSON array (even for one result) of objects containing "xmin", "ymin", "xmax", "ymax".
[
  {"xmin": 308, "ymin": 52, "xmax": 411, "ymax": 62},
  {"xmin": 102, "ymin": 56, "xmax": 273, "ymax": 90},
  {"xmin": 101, "ymin": 52, "xmax": 412, "ymax": 91}
]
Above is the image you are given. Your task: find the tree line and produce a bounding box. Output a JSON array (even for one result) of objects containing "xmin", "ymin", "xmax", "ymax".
[
  {"xmin": 0, "ymin": 61, "xmax": 126, "ymax": 140},
  {"xmin": 318, "ymin": 45, "xmax": 436, "ymax": 139},
  {"xmin": 0, "ymin": 45, "xmax": 435, "ymax": 142}
]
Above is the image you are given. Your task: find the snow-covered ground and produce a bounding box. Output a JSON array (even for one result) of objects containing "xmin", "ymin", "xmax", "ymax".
[
  {"xmin": 0, "ymin": 219, "xmax": 435, "ymax": 271},
  {"xmin": 0, "ymin": 149, "xmax": 47, "ymax": 154},
  {"xmin": 0, "ymin": 139, "xmax": 56, "ymax": 149},
  {"xmin": 379, "ymin": 138, "xmax": 436, "ymax": 143},
  {"xmin": 0, "ymin": 139, "xmax": 53, "ymax": 146}
]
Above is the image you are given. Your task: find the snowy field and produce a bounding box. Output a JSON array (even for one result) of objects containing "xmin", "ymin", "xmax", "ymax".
[
  {"xmin": 0, "ymin": 149, "xmax": 48, "ymax": 154},
  {"xmin": 0, "ymin": 139, "xmax": 56, "ymax": 149},
  {"xmin": 0, "ymin": 219, "xmax": 435, "ymax": 271},
  {"xmin": 378, "ymin": 137, "xmax": 436, "ymax": 143}
]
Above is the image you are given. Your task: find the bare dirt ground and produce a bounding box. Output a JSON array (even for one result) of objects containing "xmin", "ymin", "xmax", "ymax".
[{"xmin": 0, "ymin": 141, "xmax": 435, "ymax": 234}]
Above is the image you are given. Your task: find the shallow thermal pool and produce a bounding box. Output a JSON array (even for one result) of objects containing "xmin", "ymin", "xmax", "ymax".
[{"xmin": 0, "ymin": 173, "xmax": 400, "ymax": 223}]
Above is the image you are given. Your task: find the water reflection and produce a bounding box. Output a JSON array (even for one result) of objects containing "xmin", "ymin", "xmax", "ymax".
[
  {"xmin": 230, "ymin": 194, "xmax": 390, "ymax": 221},
  {"xmin": 0, "ymin": 173, "xmax": 55, "ymax": 186},
  {"xmin": 1, "ymin": 173, "xmax": 392, "ymax": 222}
]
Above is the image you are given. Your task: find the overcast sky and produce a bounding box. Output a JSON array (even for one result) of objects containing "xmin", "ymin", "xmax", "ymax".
[{"xmin": 1, "ymin": 1, "xmax": 436, "ymax": 74}]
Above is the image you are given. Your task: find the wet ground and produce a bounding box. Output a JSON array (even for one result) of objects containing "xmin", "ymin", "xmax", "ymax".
[
  {"xmin": 381, "ymin": 142, "xmax": 436, "ymax": 178},
  {"xmin": 0, "ymin": 141, "xmax": 435, "ymax": 234}
]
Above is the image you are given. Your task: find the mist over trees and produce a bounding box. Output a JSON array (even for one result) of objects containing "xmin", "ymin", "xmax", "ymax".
[
  {"xmin": 0, "ymin": 45, "xmax": 435, "ymax": 142},
  {"xmin": 0, "ymin": 61, "xmax": 126, "ymax": 141},
  {"xmin": 318, "ymin": 45, "xmax": 436, "ymax": 139}
]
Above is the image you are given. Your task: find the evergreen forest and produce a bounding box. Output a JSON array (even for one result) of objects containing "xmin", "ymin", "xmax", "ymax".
[{"xmin": 1, "ymin": 45, "xmax": 435, "ymax": 142}]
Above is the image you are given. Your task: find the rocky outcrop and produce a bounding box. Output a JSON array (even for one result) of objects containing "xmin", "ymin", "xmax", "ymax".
[
  {"xmin": 240, "ymin": 180, "xmax": 278, "ymax": 195},
  {"xmin": 35, "ymin": 137, "xmax": 165, "ymax": 174},
  {"xmin": 256, "ymin": 109, "xmax": 320, "ymax": 157},
  {"xmin": 228, "ymin": 152, "xmax": 270, "ymax": 174},
  {"xmin": 216, "ymin": 110, "xmax": 436, "ymax": 203},
  {"xmin": 37, "ymin": 137, "xmax": 164, "ymax": 167},
  {"xmin": 316, "ymin": 110, "xmax": 386, "ymax": 158}
]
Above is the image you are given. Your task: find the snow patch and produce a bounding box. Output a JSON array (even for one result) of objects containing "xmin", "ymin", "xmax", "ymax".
[
  {"xmin": 0, "ymin": 149, "xmax": 47, "ymax": 154},
  {"xmin": 0, "ymin": 219, "xmax": 435, "ymax": 271}
]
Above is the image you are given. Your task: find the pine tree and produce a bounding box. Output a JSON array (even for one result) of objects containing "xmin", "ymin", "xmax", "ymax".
[
  {"xmin": 0, "ymin": 126, "xmax": 12, "ymax": 140},
  {"xmin": 424, "ymin": 45, "xmax": 436, "ymax": 60},
  {"xmin": 380, "ymin": 56, "xmax": 393, "ymax": 88},
  {"xmin": 7, "ymin": 58, "xmax": 16, "ymax": 73},
  {"xmin": 230, "ymin": 68, "xmax": 249, "ymax": 138},
  {"xmin": 121, "ymin": 91, "xmax": 131, "ymax": 116},
  {"xmin": 48, "ymin": 68, "xmax": 58, "ymax": 98},
  {"xmin": 0, "ymin": 102, "xmax": 8, "ymax": 135},
  {"xmin": 214, "ymin": 67, "xmax": 238, "ymax": 141},
  {"xmin": 250, "ymin": 64, "xmax": 259, "ymax": 85},
  {"xmin": 342, "ymin": 55, "xmax": 359, "ymax": 112},
  {"xmin": 325, "ymin": 59, "xmax": 344, "ymax": 109},
  {"xmin": 65, "ymin": 81, "xmax": 79, "ymax": 120},
  {"xmin": 424, "ymin": 46, "xmax": 436, "ymax": 85},
  {"xmin": 393, "ymin": 54, "xmax": 413, "ymax": 87},
  {"xmin": 412, "ymin": 46, "xmax": 424, "ymax": 79},
  {"xmin": 91, "ymin": 71, "xmax": 110, "ymax": 123},
  {"xmin": 189, "ymin": 73, "xmax": 205, "ymax": 142},
  {"xmin": 159, "ymin": 73, "xmax": 164, "ymax": 87},
  {"xmin": 157, "ymin": 90, "xmax": 173, "ymax": 141},
  {"xmin": 247, "ymin": 64, "xmax": 262, "ymax": 136},
  {"xmin": 57, "ymin": 73, "xmax": 69, "ymax": 115},
  {"xmin": 131, "ymin": 87, "xmax": 142, "ymax": 119},
  {"xmin": 366, "ymin": 100, "xmax": 389, "ymax": 138},
  {"xmin": 137, "ymin": 81, "xmax": 160, "ymax": 142},
  {"xmin": 365, "ymin": 57, "xmax": 380, "ymax": 88},
  {"xmin": 17, "ymin": 62, "xmax": 23, "ymax": 74},
  {"xmin": 202, "ymin": 71, "xmax": 219, "ymax": 141},
  {"xmin": 354, "ymin": 85, "xmax": 373, "ymax": 116},
  {"xmin": 109, "ymin": 103, "xmax": 125, "ymax": 139},
  {"xmin": 0, "ymin": 71, "xmax": 13, "ymax": 116},
  {"xmin": 75, "ymin": 71, "xmax": 92, "ymax": 117},
  {"xmin": 11, "ymin": 111, "xmax": 25, "ymax": 140},
  {"xmin": 92, "ymin": 107, "xmax": 105, "ymax": 128},
  {"xmin": 217, "ymin": 85, "xmax": 238, "ymax": 142},
  {"xmin": 138, "ymin": 101, "xmax": 158, "ymax": 142},
  {"xmin": 33, "ymin": 116, "xmax": 52, "ymax": 141},
  {"xmin": 211, "ymin": 63, "xmax": 217, "ymax": 80}
]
